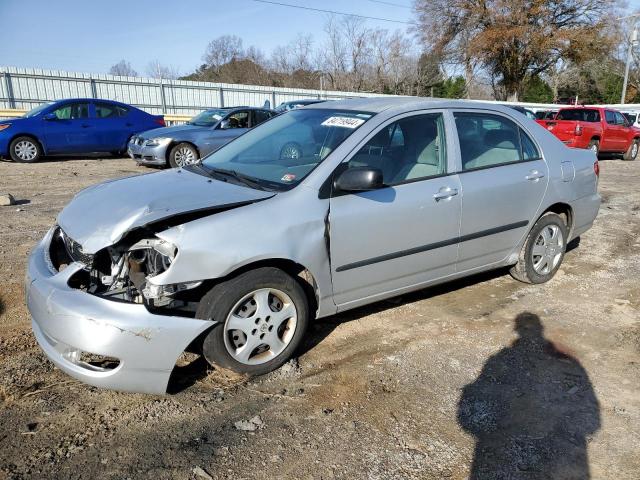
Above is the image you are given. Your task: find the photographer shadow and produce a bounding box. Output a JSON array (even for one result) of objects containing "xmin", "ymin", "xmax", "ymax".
[{"xmin": 458, "ymin": 312, "xmax": 600, "ymax": 479}]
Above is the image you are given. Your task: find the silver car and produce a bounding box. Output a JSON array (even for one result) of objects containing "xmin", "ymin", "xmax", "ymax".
[
  {"xmin": 128, "ymin": 106, "xmax": 276, "ymax": 168},
  {"xmin": 27, "ymin": 98, "xmax": 600, "ymax": 394}
]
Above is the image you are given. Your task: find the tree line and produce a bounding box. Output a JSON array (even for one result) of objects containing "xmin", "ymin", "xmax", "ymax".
[{"xmin": 109, "ymin": 0, "xmax": 640, "ymax": 104}]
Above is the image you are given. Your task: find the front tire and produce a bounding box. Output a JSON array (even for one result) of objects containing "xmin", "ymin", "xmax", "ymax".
[
  {"xmin": 9, "ymin": 136, "xmax": 42, "ymax": 163},
  {"xmin": 623, "ymin": 139, "xmax": 639, "ymax": 161},
  {"xmin": 197, "ymin": 267, "xmax": 309, "ymax": 376},
  {"xmin": 510, "ymin": 213, "xmax": 568, "ymax": 284},
  {"xmin": 169, "ymin": 142, "xmax": 199, "ymax": 168}
]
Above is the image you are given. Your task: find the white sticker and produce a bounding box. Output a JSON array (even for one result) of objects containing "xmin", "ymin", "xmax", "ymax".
[{"xmin": 321, "ymin": 116, "xmax": 365, "ymax": 129}]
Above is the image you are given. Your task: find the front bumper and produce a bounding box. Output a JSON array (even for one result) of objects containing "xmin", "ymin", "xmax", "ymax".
[
  {"xmin": 26, "ymin": 228, "xmax": 215, "ymax": 394},
  {"xmin": 127, "ymin": 137, "xmax": 170, "ymax": 166}
]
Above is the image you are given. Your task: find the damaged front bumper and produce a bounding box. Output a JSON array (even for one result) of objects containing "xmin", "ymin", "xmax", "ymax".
[{"xmin": 26, "ymin": 228, "xmax": 215, "ymax": 394}]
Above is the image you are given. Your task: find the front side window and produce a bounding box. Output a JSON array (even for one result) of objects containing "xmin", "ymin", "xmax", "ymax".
[
  {"xmin": 52, "ymin": 102, "xmax": 89, "ymax": 120},
  {"xmin": 455, "ymin": 112, "xmax": 527, "ymax": 170},
  {"xmin": 605, "ymin": 111, "xmax": 616, "ymax": 125},
  {"xmin": 344, "ymin": 113, "xmax": 446, "ymax": 185},
  {"xmin": 201, "ymin": 108, "xmax": 372, "ymax": 190},
  {"xmin": 188, "ymin": 109, "xmax": 228, "ymax": 127},
  {"xmin": 224, "ymin": 111, "xmax": 249, "ymax": 129},
  {"xmin": 614, "ymin": 111, "xmax": 628, "ymax": 126}
]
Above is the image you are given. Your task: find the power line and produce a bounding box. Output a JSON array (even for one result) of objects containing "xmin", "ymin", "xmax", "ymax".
[
  {"xmin": 248, "ymin": 0, "xmax": 416, "ymax": 25},
  {"xmin": 365, "ymin": 0, "xmax": 413, "ymax": 9}
]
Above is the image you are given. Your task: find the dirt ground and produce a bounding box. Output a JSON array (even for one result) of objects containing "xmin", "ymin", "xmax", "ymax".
[{"xmin": 0, "ymin": 155, "xmax": 638, "ymax": 480}]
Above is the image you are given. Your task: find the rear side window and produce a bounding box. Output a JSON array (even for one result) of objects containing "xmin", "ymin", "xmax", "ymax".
[
  {"xmin": 253, "ymin": 110, "xmax": 274, "ymax": 125},
  {"xmin": 614, "ymin": 111, "xmax": 628, "ymax": 126},
  {"xmin": 556, "ymin": 109, "xmax": 600, "ymax": 122},
  {"xmin": 95, "ymin": 102, "xmax": 129, "ymax": 118},
  {"xmin": 454, "ymin": 112, "xmax": 525, "ymax": 170},
  {"xmin": 519, "ymin": 129, "xmax": 541, "ymax": 160}
]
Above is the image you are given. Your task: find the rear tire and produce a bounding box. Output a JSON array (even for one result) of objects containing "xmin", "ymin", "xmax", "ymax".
[
  {"xmin": 510, "ymin": 213, "xmax": 568, "ymax": 284},
  {"xmin": 169, "ymin": 142, "xmax": 199, "ymax": 168},
  {"xmin": 623, "ymin": 139, "xmax": 639, "ymax": 161},
  {"xmin": 197, "ymin": 267, "xmax": 309, "ymax": 376},
  {"xmin": 9, "ymin": 136, "xmax": 42, "ymax": 163},
  {"xmin": 588, "ymin": 139, "xmax": 599, "ymax": 157}
]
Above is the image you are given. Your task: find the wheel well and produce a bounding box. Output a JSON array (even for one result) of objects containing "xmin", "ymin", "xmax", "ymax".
[
  {"xmin": 541, "ymin": 203, "xmax": 573, "ymax": 233},
  {"xmin": 9, "ymin": 133, "xmax": 44, "ymax": 153},
  {"xmin": 200, "ymin": 259, "xmax": 319, "ymax": 318},
  {"xmin": 590, "ymin": 136, "xmax": 600, "ymax": 142}
]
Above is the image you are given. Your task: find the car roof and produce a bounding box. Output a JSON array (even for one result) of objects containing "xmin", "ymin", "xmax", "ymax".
[{"xmin": 304, "ymin": 96, "xmax": 525, "ymax": 116}]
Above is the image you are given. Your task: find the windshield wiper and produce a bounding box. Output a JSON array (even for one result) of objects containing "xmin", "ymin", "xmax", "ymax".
[{"xmin": 208, "ymin": 168, "xmax": 269, "ymax": 190}]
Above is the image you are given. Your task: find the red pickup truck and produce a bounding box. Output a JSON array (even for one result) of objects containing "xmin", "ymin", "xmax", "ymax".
[{"xmin": 536, "ymin": 107, "xmax": 640, "ymax": 160}]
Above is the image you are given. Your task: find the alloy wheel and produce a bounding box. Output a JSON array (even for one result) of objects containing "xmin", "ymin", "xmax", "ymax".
[
  {"xmin": 531, "ymin": 225, "xmax": 564, "ymax": 275},
  {"xmin": 174, "ymin": 147, "xmax": 197, "ymax": 166},
  {"xmin": 223, "ymin": 288, "xmax": 298, "ymax": 365}
]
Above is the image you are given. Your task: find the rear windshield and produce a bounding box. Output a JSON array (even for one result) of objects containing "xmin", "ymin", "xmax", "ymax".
[{"xmin": 556, "ymin": 109, "xmax": 600, "ymax": 122}]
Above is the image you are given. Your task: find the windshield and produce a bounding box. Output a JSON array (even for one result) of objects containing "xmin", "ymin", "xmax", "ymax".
[
  {"xmin": 23, "ymin": 102, "xmax": 54, "ymax": 118},
  {"xmin": 556, "ymin": 109, "xmax": 600, "ymax": 122},
  {"xmin": 201, "ymin": 108, "xmax": 373, "ymax": 190},
  {"xmin": 188, "ymin": 109, "xmax": 228, "ymax": 126}
]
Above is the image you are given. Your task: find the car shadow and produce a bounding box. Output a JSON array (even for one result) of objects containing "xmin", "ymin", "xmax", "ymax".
[
  {"xmin": 167, "ymin": 267, "xmax": 509, "ymax": 394},
  {"xmin": 457, "ymin": 312, "xmax": 600, "ymax": 479},
  {"xmin": 167, "ymin": 237, "xmax": 584, "ymax": 394},
  {"xmin": 0, "ymin": 297, "xmax": 4, "ymax": 316}
]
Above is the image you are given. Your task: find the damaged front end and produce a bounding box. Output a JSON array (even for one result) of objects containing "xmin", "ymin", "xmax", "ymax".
[{"xmin": 49, "ymin": 226, "xmax": 203, "ymax": 313}]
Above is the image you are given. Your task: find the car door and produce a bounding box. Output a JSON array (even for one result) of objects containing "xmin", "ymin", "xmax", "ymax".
[
  {"xmin": 93, "ymin": 101, "xmax": 131, "ymax": 151},
  {"xmin": 453, "ymin": 111, "xmax": 549, "ymax": 272},
  {"xmin": 329, "ymin": 111, "xmax": 462, "ymax": 308},
  {"xmin": 43, "ymin": 101, "xmax": 96, "ymax": 153},
  {"xmin": 603, "ymin": 110, "xmax": 625, "ymax": 151},
  {"xmin": 200, "ymin": 110, "xmax": 251, "ymax": 156}
]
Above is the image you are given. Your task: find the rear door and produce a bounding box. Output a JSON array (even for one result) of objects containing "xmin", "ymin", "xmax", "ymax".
[
  {"xmin": 43, "ymin": 101, "xmax": 96, "ymax": 153},
  {"xmin": 453, "ymin": 111, "xmax": 549, "ymax": 272},
  {"xmin": 93, "ymin": 102, "xmax": 131, "ymax": 152},
  {"xmin": 329, "ymin": 111, "xmax": 462, "ymax": 308}
]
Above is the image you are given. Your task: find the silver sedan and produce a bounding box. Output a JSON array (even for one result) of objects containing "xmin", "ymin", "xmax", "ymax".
[
  {"xmin": 128, "ymin": 107, "xmax": 276, "ymax": 168},
  {"xmin": 27, "ymin": 98, "xmax": 600, "ymax": 393}
]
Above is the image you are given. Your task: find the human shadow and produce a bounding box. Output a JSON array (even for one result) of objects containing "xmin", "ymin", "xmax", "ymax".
[{"xmin": 458, "ymin": 312, "xmax": 600, "ymax": 479}]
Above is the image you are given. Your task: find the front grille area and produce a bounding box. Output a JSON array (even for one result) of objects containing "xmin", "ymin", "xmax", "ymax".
[{"xmin": 60, "ymin": 228, "xmax": 93, "ymax": 265}]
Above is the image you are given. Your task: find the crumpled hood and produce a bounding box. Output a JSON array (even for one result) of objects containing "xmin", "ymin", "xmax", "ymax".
[
  {"xmin": 58, "ymin": 168, "xmax": 275, "ymax": 253},
  {"xmin": 138, "ymin": 123, "xmax": 209, "ymax": 139}
]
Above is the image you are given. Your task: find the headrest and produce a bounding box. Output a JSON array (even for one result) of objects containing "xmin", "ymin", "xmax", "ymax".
[{"xmin": 484, "ymin": 129, "xmax": 518, "ymax": 149}]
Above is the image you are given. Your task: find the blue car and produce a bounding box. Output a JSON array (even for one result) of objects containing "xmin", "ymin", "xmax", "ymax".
[{"xmin": 0, "ymin": 99, "xmax": 165, "ymax": 163}]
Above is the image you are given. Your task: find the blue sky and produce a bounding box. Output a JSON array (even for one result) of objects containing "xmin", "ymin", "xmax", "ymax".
[
  {"xmin": 0, "ymin": 0, "xmax": 414, "ymax": 76},
  {"xmin": 2, "ymin": 0, "xmax": 639, "ymax": 77}
]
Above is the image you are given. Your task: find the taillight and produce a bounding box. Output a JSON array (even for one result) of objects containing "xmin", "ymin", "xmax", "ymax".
[
  {"xmin": 575, "ymin": 124, "xmax": 583, "ymax": 135},
  {"xmin": 594, "ymin": 160, "xmax": 599, "ymax": 177},
  {"xmin": 154, "ymin": 117, "xmax": 165, "ymax": 126}
]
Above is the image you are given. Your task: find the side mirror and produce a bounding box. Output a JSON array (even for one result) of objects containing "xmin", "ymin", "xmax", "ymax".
[
  {"xmin": 43, "ymin": 113, "xmax": 57, "ymax": 121},
  {"xmin": 334, "ymin": 167, "xmax": 384, "ymax": 192},
  {"xmin": 219, "ymin": 119, "xmax": 231, "ymax": 130}
]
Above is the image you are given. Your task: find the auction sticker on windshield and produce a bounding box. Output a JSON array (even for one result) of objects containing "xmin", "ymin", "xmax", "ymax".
[{"xmin": 321, "ymin": 116, "xmax": 365, "ymax": 129}]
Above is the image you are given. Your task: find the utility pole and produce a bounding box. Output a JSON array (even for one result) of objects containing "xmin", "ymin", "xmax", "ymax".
[{"xmin": 620, "ymin": 14, "xmax": 640, "ymax": 104}]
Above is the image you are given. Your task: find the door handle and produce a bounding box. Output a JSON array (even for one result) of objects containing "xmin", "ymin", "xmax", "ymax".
[
  {"xmin": 433, "ymin": 187, "xmax": 458, "ymax": 202},
  {"xmin": 525, "ymin": 170, "xmax": 545, "ymax": 181},
  {"xmin": 80, "ymin": 124, "xmax": 91, "ymax": 128},
  {"xmin": 126, "ymin": 122, "xmax": 133, "ymax": 126}
]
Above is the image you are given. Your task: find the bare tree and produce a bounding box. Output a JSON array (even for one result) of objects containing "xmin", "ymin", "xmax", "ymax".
[
  {"xmin": 145, "ymin": 60, "xmax": 180, "ymax": 80},
  {"xmin": 108, "ymin": 60, "xmax": 137, "ymax": 77},
  {"xmin": 414, "ymin": 0, "xmax": 617, "ymax": 100},
  {"xmin": 203, "ymin": 35, "xmax": 244, "ymax": 71}
]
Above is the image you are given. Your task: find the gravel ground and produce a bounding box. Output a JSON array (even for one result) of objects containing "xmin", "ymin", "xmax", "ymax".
[{"xmin": 0, "ymin": 156, "xmax": 638, "ymax": 480}]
